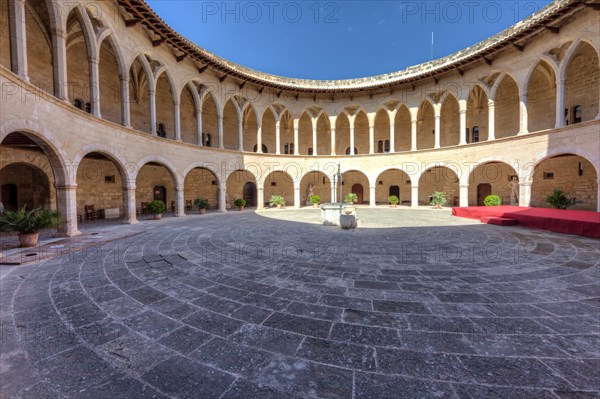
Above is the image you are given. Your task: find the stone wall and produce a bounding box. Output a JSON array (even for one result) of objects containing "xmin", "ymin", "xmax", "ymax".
[
  {"xmin": 76, "ymin": 157, "xmax": 123, "ymax": 217},
  {"xmin": 341, "ymin": 171, "xmax": 370, "ymax": 204},
  {"xmin": 99, "ymin": 41, "xmax": 122, "ymax": 125},
  {"xmin": 184, "ymin": 168, "xmax": 219, "ymax": 209},
  {"xmin": 419, "ymin": 167, "xmax": 459, "ymax": 206},
  {"xmin": 26, "ymin": 0, "xmax": 53, "ymax": 95},
  {"xmin": 375, "ymin": 170, "xmax": 412, "ymax": 205},
  {"xmin": 565, "ymin": 42, "xmax": 600, "ymax": 124},
  {"xmin": 495, "ymin": 76, "xmax": 521, "ymax": 138},
  {"xmin": 0, "ymin": 0, "xmax": 10, "ymax": 71},
  {"xmin": 468, "ymin": 162, "xmax": 517, "ymax": 206},
  {"xmin": 300, "ymin": 172, "xmax": 331, "ymax": 205},
  {"xmin": 264, "ymin": 171, "xmax": 294, "ymax": 206},
  {"xmin": 135, "ymin": 164, "xmax": 176, "ymax": 210},
  {"xmin": 528, "ymin": 65, "xmax": 556, "ymax": 133}
]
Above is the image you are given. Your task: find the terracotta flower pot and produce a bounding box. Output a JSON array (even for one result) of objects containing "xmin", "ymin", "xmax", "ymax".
[
  {"xmin": 199, "ymin": 208, "xmax": 206, "ymax": 215},
  {"xmin": 18, "ymin": 232, "xmax": 39, "ymax": 247},
  {"xmin": 154, "ymin": 214, "xmax": 162, "ymax": 220},
  {"xmin": 276, "ymin": 204, "xmax": 282, "ymax": 209},
  {"xmin": 313, "ymin": 204, "xmax": 319, "ymax": 208},
  {"xmin": 238, "ymin": 206, "xmax": 244, "ymax": 211},
  {"xmin": 391, "ymin": 204, "xmax": 398, "ymax": 208}
]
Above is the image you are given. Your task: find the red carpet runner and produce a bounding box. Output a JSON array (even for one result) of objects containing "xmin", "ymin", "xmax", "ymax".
[{"xmin": 452, "ymin": 206, "xmax": 600, "ymax": 239}]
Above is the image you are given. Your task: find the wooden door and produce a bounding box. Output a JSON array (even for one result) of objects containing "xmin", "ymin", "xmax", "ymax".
[
  {"xmin": 243, "ymin": 182, "xmax": 257, "ymax": 207},
  {"xmin": 477, "ymin": 183, "xmax": 491, "ymax": 206},
  {"xmin": 153, "ymin": 186, "xmax": 167, "ymax": 203},
  {"xmin": 352, "ymin": 184, "xmax": 364, "ymax": 204},
  {"xmin": 1, "ymin": 184, "xmax": 18, "ymax": 210},
  {"xmin": 389, "ymin": 186, "xmax": 400, "ymax": 198}
]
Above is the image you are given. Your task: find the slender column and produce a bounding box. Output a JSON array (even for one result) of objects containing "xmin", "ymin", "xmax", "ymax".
[
  {"xmin": 330, "ymin": 181, "xmax": 336, "ymax": 204},
  {"xmin": 487, "ymin": 99, "xmax": 495, "ymax": 141},
  {"xmin": 256, "ymin": 122, "xmax": 263, "ymax": 153},
  {"xmin": 218, "ymin": 185, "xmax": 227, "ymax": 212},
  {"xmin": 349, "ymin": 116, "xmax": 355, "ymax": 155},
  {"xmin": 434, "ymin": 104, "xmax": 441, "ymax": 149},
  {"xmin": 275, "ymin": 120, "xmax": 281, "ymax": 155},
  {"xmin": 459, "ymin": 184, "xmax": 469, "ymax": 208},
  {"xmin": 196, "ymin": 109, "xmax": 203, "ymax": 146},
  {"xmin": 55, "ymin": 184, "xmax": 81, "ymax": 237},
  {"xmin": 459, "ymin": 100, "xmax": 467, "ymax": 145},
  {"xmin": 411, "ymin": 185, "xmax": 419, "ymax": 208},
  {"xmin": 555, "ymin": 78, "xmax": 566, "ymax": 128},
  {"xmin": 519, "ymin": 182, "xmax": 532, "ymax": 207},
  {"xmin": 120, "ymin": 76, "xmax": 131, "ymax": 127},
  {"xmin": 369, "ymin": 123, "xmax": 375, "ymax": 154},
  {"xmin": 52, "ymin": 31, "xmax": 69, "ymax": 100},
  {"xmin": 237, "ymin": 116, "xmax": 243, "ymax": 152},
  {"xmin": 312, "ymin": 122, "xmax": 318, "ymax": 156},
  {"xmin": 518, "ymin": 95, "xmax": 528, "ymax": 135},
  {"xmin": 293, "ymin": 119, "xmax": 300, "ymax": 155},
  {"xmin": 218, "ymin": 116, "xmax": 224, "ymax": 148},
  {"xmin": 257, "ymin": 187, "xmax": 264, "ymax": 209},
  {"xmin": 9, "ymin": 0, "xmax": 28, "ymax": 80},
  {"xmin": 89, "ymin": 57, "xmax": 101, "ymax": 117},
  {"xmin": 174, "ymin": 102, "xmax": 181, "ymax": 141},
  {"xmin": 369, "ymin": 186, "xmax": 376, "ymax": 207},
  {"xmin": 388, "ymin": 109, "xmax": 397, "ymax": 153},
  {"xmin": 294, "ymin": 184, "xmax": 301, "ymax": 208},
  {"xmin": 149, "ymin": 90, "xmax": 157, "ymax": 135},
  {"xmin": 409, "ymin": 107, "xmax": 418, "ymax": 151},
  {"xmin": 330, "ymin": 127, "xmax": 336, "ymax": 156},
  {"xmin": 175, "ymin": 188, "xmax": 186, "ymax": 217},
  {"xmin": 122, "ymin": 186, "xmax": 138, "ymax": 224}
]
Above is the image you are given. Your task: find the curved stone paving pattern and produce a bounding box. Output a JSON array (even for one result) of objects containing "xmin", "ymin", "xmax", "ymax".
[{"xmin": 1, "ymin": 209, "xmax": 599, "ymax": 398}]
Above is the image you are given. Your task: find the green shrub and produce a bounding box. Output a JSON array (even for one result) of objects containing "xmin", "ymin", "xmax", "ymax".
[
  {"xmin": 0, "ymin": 206, "xmax": 61, "ymax": 234},
  {"xmin": 193, "ymin": 198, "xmax": 210, "ymax": 209},
  {"xmin": 310, "ymin": 195, "xmax": 320, "ymax": 204},
  {"xmin": 344, "ymin": 193, "xmax": 358, "ymax": 203},
  {"xmin": 430, "ymin": 192, "xmax": 447, "ymax": 207},
  {"xmin": 483, "ymin": 195, "xmax": 501, "ymax": 206},
  {"xmin": 546, "ymin": 189, "xmax": 578, "ymax": 209},
  {"xmin": 269, "ymin": 195, "xmax": 285, "ymax": 207},
  {"xmin": 388, "ymin": 195, "xmax": 399, "ymax": 205},
  {"xmin": 146, "ymin": 200, "xmax": 166, "ymax": 215},
  {"xmin": 234, "ymin": 198, "xmax": 246, "ymax": 207}
]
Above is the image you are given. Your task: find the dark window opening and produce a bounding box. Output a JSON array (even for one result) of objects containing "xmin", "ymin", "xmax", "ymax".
[
  {"xmin": 384, "ymin": 140, "xmax": 390, "ymax": 153},
  {"xmin": 472, "ymin": 126, "xmax": 480, "ymax": 143},
  {"xmin": 157, "ymin": 123, "xmax": 167, "ymax": 138},
  {"xmin": 573, "ymin": 105, "xmax": 582, "ymax": 124}
]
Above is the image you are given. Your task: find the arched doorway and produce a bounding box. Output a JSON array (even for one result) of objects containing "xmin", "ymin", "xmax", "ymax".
[
  {"xmin": 1, "ymin": 184, "xmax": 17, "ymax": 210},
  {"xmin": 342, "ymin": 171, "xmax": 369, "ymax": 204},
  {"xmin": 136, "ymin": 162, "xmax": 178, "ymax": 216},
  {"xmin": 376, "ymin": 169, "xmax": 412, "ymax": 205},
  {"xmin": 477, "ymin": 184, "xmax": 492, "ymax": 206},
  {"xmin": 226, "ymin": 170, "xmax": 258, "ymax": 209},
  {"xmin": 468, "ymin": 161, "xmax": 518, "ymax": 206},
  {"xmin": 352, "ymin": 184, "xmax": 364, "ymax": 204},
  {"xmin": 0, "ymin": 164, "xmax": 51, "ymax": 210}
]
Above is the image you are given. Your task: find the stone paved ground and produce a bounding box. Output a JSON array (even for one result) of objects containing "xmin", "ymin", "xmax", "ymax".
[{"xmin": 1, "ymin": 208, "xmax": 599, "ymax": 398}]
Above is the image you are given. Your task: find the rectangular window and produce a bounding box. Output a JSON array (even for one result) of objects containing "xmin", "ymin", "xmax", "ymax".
[
  {"xmin": 308, "ymin": 148, "xmax": 313, "ymax": 155},
  {"xmin": 543, "ymin": 172, "xmax": 554, "ymax": 180}
]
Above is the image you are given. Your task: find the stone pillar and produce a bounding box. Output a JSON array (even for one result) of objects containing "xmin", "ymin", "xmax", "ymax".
[
  {"xmin": 597, "ymin": 180, "xmax": 600, "ymax": 212},
  {"xmin": 411, "ymin": 185, "xmax": 419, "ymax": 208},
  {"xmin": 293, "ymin": 119, "xmax": 300, "ymax": 155},
  {"xmin": 330, "ymin": 127, "xmax": 336, "ymax": 156},
  {"xmin": 369, "ymin": 186, "xmax": 376, "ymax": 207},
  {"xmin": 349, "ymin": 116, "xmax": 356, "ymax": 155},
  {"xmin": 52, "ymin": 31, "xmax": 69, "ymax": 100},
  {"xmin": 519, "ymin": 182, "xmax": 532, "ymax": 207},
  {"xmin": 294, "ymin": 185, "xmax": 301, "ymax": 208},
  {"xmin": 56, "ymin": 185, "xmax": 80, "ymax": 237},
  {"xmin": 275, "ymin": 120, "xmax": 281, "ymax": 155},
  {"xmin": 312, "ymin": 124, "xmax": 318, "ymax": 156},
  {"xmin": 487, "ymin": 99, "xmax": 495, "ymax": 141},
  {"xmin": 237, "ymin": 117, "xmax": 243, "ymax": 152},
  {"xmin": 149, "ymin": 89, "xmax": 157, "ymax": 135},
  {"xmin": 120, "ymin": 76, "xmax": 131, "ymax": 127},
  {"xmin": 257, "ymin": 187, "xmax": 264, "ymax": 209},
  {"xmin": 175, "ymin": 188, "xmax": 186, "ymax": 217},
  {"xmin": 434, "ymin": 104, "xmax": 441, "ymax": 149},
  {"xmin": 122, "ymin": 186, "xmax": 138, "ymax": 224},
  {"xmin": 89, "ymin": 57, "xmax": 101, "ymax": 117},
  {"xmin": 410, "ymin": 107, "xmax": 418, "ymax": 151},
  {"xmin": 196, "ymin": 109, "xmax": 203, "ymax": 146},
  {"xmin": 369, "ymin": 123, "xmax": 375, "ymax": 154},
  {"xmin": 218, "ymin": 116, "xmax": 224, "ymax": 149},
  {"xmin": 556, "ymin": 78, "xmax": 566, "ymax": 128},
  {"xmin": 9, "ymin": 0, "xmax": 28, "ymax": 81},
  {"xmin": 330, "ymin": 181, "xmax": 336, "ymax": 204},
  {"xmin": 519, "ymin": 95, "xmax": 528, "ymax": 135},
  {"xmin": 256, "ymin": 122, "xmax": 263, "ymax": 153},
  {"xmin": 459, "ymin": 184, "xmax": 469, "ymax": 207},
  {"xmin": 389, "ymin": 123, "xmax": 395, "ymax": 153},
  {"xmin": 459, "ymin": 100, "xmax": 467, "ymax": 145},
  {"xmin": 174, "ymin": 102, "xmax": 181, "ymax": 141},
  {"xmin": 218, "ymin": 185, "xmax": 227, "ymax": 213}
]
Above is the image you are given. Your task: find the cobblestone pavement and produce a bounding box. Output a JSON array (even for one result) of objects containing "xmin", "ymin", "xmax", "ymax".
[{"xmin": 1, "ymin": 208, "xmax": 599, "ymax": 398}]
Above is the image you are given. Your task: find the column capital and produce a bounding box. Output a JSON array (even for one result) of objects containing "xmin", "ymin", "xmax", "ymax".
[
  {"xmin": 459, "ymin": 184, "xmax": 469, "ymax": 189},
  {"xmin": 519, "ymin": 181, "xmax": 532, "ymax": 187},
  {"xmin": 55, "ymin": 184, "xmax": 78, "ymax": 190}
]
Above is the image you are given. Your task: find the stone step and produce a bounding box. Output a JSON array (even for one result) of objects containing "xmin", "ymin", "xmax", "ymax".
[{"xmin": 481, "ymin": 216, "xmax": 518, "ymax": 226}]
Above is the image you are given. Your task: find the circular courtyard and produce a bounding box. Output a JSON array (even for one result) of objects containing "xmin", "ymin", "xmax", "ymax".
[{"xmin": 1, "ymin": 208, "xmax": 599, "ymax": 398}]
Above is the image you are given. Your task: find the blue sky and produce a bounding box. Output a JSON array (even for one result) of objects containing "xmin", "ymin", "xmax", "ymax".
[{"xmin": 147, "ymin": 0, "xmax": 554, "ymax": 80}]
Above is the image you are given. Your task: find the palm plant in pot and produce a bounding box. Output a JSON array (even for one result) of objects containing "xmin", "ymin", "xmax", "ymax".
[
  {"xmin": 0, "ymin": 206, "xmax": 61, "ymax": 247},
  {"xmin": 269, "ymin": 195, "xmax": 285, "ymax": 208},
  {"xmin": 430, "ymin": 192, "xmax": 447, "ymax": 209},
  {"xmin": 193, "ymin": 198, "xmax": 210, "ymax": 214},
  {"xmin": 146, "ymin": 200, "xmax": 166, "ymax": 220},
  {"xmin": 546, "ymin": 189, "xmax": 579, "ymax": 209},
  {"xmin": 388, "ymin": 195, "xmax": 399, "ymax": 208},
  {"xmin": 344, "ymin": 193, "xmax": 358, "ymax": 205},
  {"xmin": 310, "ymin": 195, "xmax": 320, "ymax": 208},
  {"xmin": 234, "ymin": 198, "xmax": 246, "ymax": 211}
]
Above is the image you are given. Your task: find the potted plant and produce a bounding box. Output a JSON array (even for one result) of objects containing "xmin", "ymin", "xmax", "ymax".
[
  {"xmin": 0, "ymin": 206, "xmax": 61, "ymax": 247},
  {"xmin": 388, "ymin": 195, "xmax": 399, "ymax": 208},
  {"xmin": 193, "ymin": 198, "xmax": 210, "ymax": 214},
  {"xmin": 310, "ymin": 195, "xmax": 320, "ymax": 208},
  {"xmin": 146, "ymin": 200, "xmax": 166, "ymax": 220},
  {"xmin": 234, "ymin": 198, "xmax": 246, "ymax": 211},
  {"xmin": 430, "ymin": 192, "xmax": 447, "ymax": 209},
  {"xmin": 483, "ymin": 194, "xmax": 501, "ymax": 206},
  {"xmin": 344, "ymin": 193, "xmax": 358, "ymax": 205},
  {"xmin": 546, "ymin": 189, "xmax": 579, "ymax": 209},
  {"xmin": 269, "ymin": 195, "xmax": 285, "ymax": 208}
]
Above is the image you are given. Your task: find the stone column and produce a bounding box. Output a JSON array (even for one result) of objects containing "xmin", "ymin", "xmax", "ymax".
[
  {"xmin": 459, "ymin": 100, "xmax": 467, "ymax": 145},
  {"xmin": 349, "ymin": 116, "xmax": 356, "ymax": 155},
  {"xmin": 410, "ymin": 107, "xmax": 418, "ymax": 151},
  {"xmin": 275, "ymin": 120, "xmax": 281, "ymax": 155},
  {"xmin": 257, "ymin": 187, "xmax": 265, "ymax": 209},
  {"xmin": 411, "ymin": 185, "xmax": 419, "ymax": 208},
  {"xmin": 459, "ymin": 184, "xmax": 469, "ymax": 207},
  {"xmin": 312, "ymin": 123, "xmax": 318, "ymax": 156},
  {"xmin": 389, "ymin": 123, "xmax": 395, "ymax": 153},
  {"xmin": 293, "ymin": 119, "xmax": 300, "ymax": 155},
  {"xmin": 555, "ymin": 78, "xmax": 566, "ymax": 128},
  {"xmin": 122, "ymin": 186, "xmax": 138, "ymax": 224},
  {"xmin": 9, "ymin": 0, "xmax": 28, "ymax": 81},
  {"xmin": 256, "ymin": 122, "xmax": 263, "ymax": 153},
  {"xmin": 218, "ymin": 185, "xmax": 227, "ymax": 213},
  {"xmin": 519, "ymin": 182, "xmax": 532, "ymax": 207},
  {"xmin": 487, "ymin": 99, "xmax": 495, "ymax": 141},
  {"xmin": 174, "ymin": 102, "xmax": 181, "ymax": 141},
  {"xmin": 330, "ymin": 181, "xmax": 336, "ymax": 203},
  {"xmin": 218, "ymin": 116, "xmax": 224, "ymax": 149},
  {"xmin": 518, "ymin": 95, "xmax": 528, "ymax": 135},
  {"xmin": 52, "ymin": 31, "xmax": 69, "ymax": 100},
  {"xmin": 330, "ymin": 127, "xmax": 336, "ymax": 156},
  {"xmin": 89, "ymin": 57, "xmax": 101, "ymax": 117},
  {"xmin": 369, "ymin": 123, "xmax": 375, "ymax": 154},
  {"xmin": 56, "ymin": 184, "xmax": 80, "ymax": 237},
  {"xmin": 597, "ymin": 180, "xmax": 600, "ymax": 212},
  {"xmin": 294, "ymin": 185, "xmax": 301, "ymax": 208},
  {"xmin": 196, "ymin": 108, "xmax": 203, "ymax": 146},
  {"xmin": 237, "ymin": 117, "xmax": 243, "ymax": 152},
  {"xmin": 120, "ymin": 76, "xmax": 131, "ymax": 127},
  {"xmin": 149, "ymin": 89, "xmax": 157, "ymax": 135},
  {"xmin": 434, "ymin": 104, "xmax": 441, "ymax": 149},
  {"xmin": 369, "ymin": 186, "xmax": 376, "ymax": 207},
  {"xmin": 175, "ymin": 188, "xmax": 186, "ymax": 217}
]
